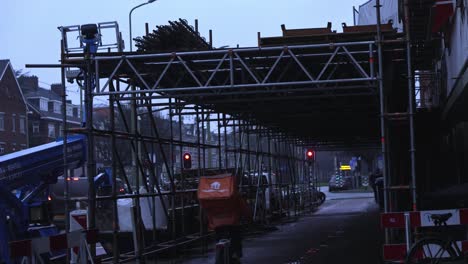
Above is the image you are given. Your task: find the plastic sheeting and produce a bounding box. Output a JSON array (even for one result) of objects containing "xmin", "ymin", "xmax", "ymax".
[
  {"xmin": 117, "ymin": 196, "xmax": 168, "ymax": 232},
  {"xmin": 357, "ymin": 0, "xmax": 403, "ymax": 32},
  {"xmin": 444, "ymin": 4, "xmax": 468, "ymax": 95}
]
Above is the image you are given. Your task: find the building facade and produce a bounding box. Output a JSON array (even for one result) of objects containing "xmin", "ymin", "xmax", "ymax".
[
  {"xmin": 18, "ymin": 76, "xmax": 81, "ymax": 146},
  {"xmin": 0, "ymin": 60, "xmax": 29, "ymax": 155},
  {"xmin": 437, "ymin": 0, "xmax": 468, "ymax": 186}
]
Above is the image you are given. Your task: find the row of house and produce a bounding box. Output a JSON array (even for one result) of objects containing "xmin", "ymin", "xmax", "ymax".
[
  {"xmin": 0, "ymin": 59, "xmax": 222, "ymax": 171},
  {"xmin": 0, "ymin": 59, "xmax": 81, "ymax": 155},
  {"xmin": 1, "ymin": 59, "xmax": 227, "ymax": 178}
]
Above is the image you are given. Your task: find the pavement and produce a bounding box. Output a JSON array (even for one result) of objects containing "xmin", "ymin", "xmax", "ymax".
[{"xmin": 159, "ymin": 189, "xmax": 383, "ymax": 264}]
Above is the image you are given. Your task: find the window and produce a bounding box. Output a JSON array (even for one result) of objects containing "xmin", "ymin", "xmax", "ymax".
[
  {"xmin": 19, "ymin": 116, "xmax": 25, "ymax": 134},
  {"xmin": 33, "ymin": 122, "xmax": 40, "ymax": 134},
  {"xmin": 54, "ymin": 102, "xmax": 61, "ymax": 114},
  {"xmin": 73, "ymin": 107, "xmax": 81, "ymax": 118},
  {"xmin": 0, "ymin": 113, "xmax": 4, "ymax": 131},
  {"xmin": 66, "ymin": 105, "xmax": 73, "ymax": 117},
  {"xmin": 40, "ymin": 99, "xmax": 48, "ymax": 111},
  {"xmin": 12, "ymin": 114, "xmax": 16, "ymax": 132},
  {"xmin": 48, "ymin": 123, "xmax": 55, "ymax": 138},
  {"xmin": 12, "ymin": 143, "xmax": 16, "ymax": 152},
  {"xmin": 0, "ymin": 143, "xmax": 5, "ymax": 154}
]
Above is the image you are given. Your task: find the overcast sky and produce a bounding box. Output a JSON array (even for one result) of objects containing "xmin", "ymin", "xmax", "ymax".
[{"xmin": 1, "ymin": 0, "xmax": 366, "ymax": 104}]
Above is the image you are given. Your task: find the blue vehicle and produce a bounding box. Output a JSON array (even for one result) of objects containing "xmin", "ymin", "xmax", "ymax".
[{"xmin": 0, "ymin": 136, "xmax": 86, "ymax": 263}]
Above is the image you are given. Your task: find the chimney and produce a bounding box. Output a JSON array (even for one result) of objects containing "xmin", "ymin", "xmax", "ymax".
[
  {"xmin": 18, "ymin": 76, "xmax": 39, "ymax": 91},
  {"xmin": 51, "ymin": 84, "xmax": 64, "ymax": 96}
]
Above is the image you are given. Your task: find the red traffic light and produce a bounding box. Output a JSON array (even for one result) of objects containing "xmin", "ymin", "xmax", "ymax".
[
  {"xmin": 183, "ymin": 152, "xmax": 192, "ymax": 169},
  {"xmin": 306, "ymin": 149, "xmax": 315, "ymax": 160}
]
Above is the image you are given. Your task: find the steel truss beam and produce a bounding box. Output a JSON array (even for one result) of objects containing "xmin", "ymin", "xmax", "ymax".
[
  {"xmin": 62, "ymin": 41, "xmax": 383, "ymax": 148},
  {"xmin": 66, "ymin": 41, "xmax": 378, "ymax": 97}
]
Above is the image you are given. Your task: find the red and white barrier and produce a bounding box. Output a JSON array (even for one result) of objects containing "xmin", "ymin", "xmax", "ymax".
[
  {"xmin": 9, "ymin": 229, "xmax": 98, "ymax": 262},
  {"xmin": 381, "ymin": 208, "xmax": 468, "ymax": 228},
  {"xmin": 381, "ymin": 208, "xmax": 468, "ymax": 262},
  {"xmin": 70, "ymin": 209, "xmax": 88, "ymax": 263},
  {"xmin": 383, "ymin": 241, "xmax": 468, "ymax": 262},
  {"xmin": 70, "ymin": 210, "xmax": 88, "ymax": 231}
]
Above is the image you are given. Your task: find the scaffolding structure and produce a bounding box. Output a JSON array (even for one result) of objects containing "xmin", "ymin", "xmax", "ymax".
[
  {"xmin": 24, "ymin": 3, "xmax": 429, "ymax": 260},
  {"xmin": 57, "ymin": 33, "xmax": 383, "ymax": 262}
]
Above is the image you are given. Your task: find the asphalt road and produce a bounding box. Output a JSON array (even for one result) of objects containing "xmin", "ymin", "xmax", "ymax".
[{"xmin": 175, "ymin": 190, "xmax": 383, "ymax": 264}]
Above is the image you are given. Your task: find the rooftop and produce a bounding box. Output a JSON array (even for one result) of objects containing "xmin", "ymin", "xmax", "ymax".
[{"xmin": 0, "ymin": 60, "xmax": 11, "ymax": 79}]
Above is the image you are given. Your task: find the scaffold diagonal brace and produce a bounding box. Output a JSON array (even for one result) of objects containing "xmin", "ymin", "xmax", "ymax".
[
  {"xmin": 177, "ymin": 55, "xmax": 203, "ymax": 87},
  {"xmin": 342, "ymin": 46, "xmax": 370, "ymax": 79},
  {"xmin": 287, "ymin": 49, "xmax": 316, "ymax": 81},
  {"xmin": 125, "ymin": 58, "xmax": 151, "ymax": 90},
  {"xmin": 204, "ymin": 53, "xmax": 228, "ymax": 87},
  {"xmin": 234, "ymin": 52, "xmax": 260, "ymax": 84},
  {"xmin": 151, "ymin": 56, "xmax": 175, "ymax": 91},
  {"xmin": 100, "ymin": 58, "xmax": 124, "ymax": 93},
  {"xmin": 262, "ymin": 50, "xmax": 285, "ymax": 84},
  {"xmin": 316, "ymin": 46, "xmax": 341, "ymax": 81}
]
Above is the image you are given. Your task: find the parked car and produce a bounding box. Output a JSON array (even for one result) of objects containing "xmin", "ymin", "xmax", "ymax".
[
  {"xmin": 328, "ymin": 175, "xmax": 352, "ymax": 192},
  {"xmin": 49, "ymin": 174, "xmax": 128, "ymax": 225}
]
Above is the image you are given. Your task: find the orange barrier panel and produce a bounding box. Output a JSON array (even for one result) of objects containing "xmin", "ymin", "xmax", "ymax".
[{"xmin": 198, "ymin": 174, "xmax": 243, "ymax": 230}]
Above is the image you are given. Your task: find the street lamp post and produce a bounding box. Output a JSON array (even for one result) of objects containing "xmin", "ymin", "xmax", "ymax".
[{"xmin": 129, "ymin": 0, "xmax": 156, "ymax": 52}]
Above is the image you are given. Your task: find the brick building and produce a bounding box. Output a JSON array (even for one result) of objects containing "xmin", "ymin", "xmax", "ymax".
[
  {"xmin": 0, "ymin": 60, "xmax": 29, "ymax": 155},
  {"xmin": 18, "ymin": 76, "xmax": 81, "ymax": 146}
]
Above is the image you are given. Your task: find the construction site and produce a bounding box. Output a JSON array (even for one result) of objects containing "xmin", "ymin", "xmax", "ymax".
[{"xmin": 0, "ymin": 0, "xmax": 467, "ymax": 263}]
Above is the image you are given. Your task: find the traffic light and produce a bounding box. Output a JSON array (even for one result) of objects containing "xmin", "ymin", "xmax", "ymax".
[
  {"xmin": 306, "ymin": 149, "xmax": 315, "ymax": 161},
  {"xmin": 183, "ymin": 152, "xmax": 192, "ymax": 169}
]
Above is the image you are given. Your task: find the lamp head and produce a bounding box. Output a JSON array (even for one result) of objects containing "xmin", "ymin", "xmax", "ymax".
[{"xmin": 81, "ymin": 24, "xmax": 98, "ymax": 40}]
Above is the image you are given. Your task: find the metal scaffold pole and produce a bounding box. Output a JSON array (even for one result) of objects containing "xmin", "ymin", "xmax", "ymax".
[
  {"xmin": 375, "ymin": 0, "xmax": 396, "ymax": 245},
  {"xmin": 267, "ymin": 132, "xmax": 273, "ymax": 215},
  {"xmin": 195, "ymin": 105, "xmax": 205, "ymax": 253},
  {"xmin": 375, "ymin": 0, "xmax": 389, "ymax": 214},
  {"xmin": 109, "ymin": 81, "xmax": 120, "ymax": 263},
  {"xmin": 84, "ymin": 50, "xmax": 97, "ymax": 260},
  {"xmin": 60, "ymin": 39, "xmax": 71, "ymax": 264},
  {"xmin": 404, "ymin": 0, "xmax": 418, "ymax": 212},
  {"xmin": 201, "ymin": 108, "xmax": 207, "ymax": 175},
  {"xmin": 223, "ymin": 114, "xmax": 229, "ymax": 169},
  {"xmin": 237, "ymin": 120, "xmax": 243, "ymax": 178},
  {"xmin": 217, "ymin": 113, "xmax": 222, "ymax": 170}
]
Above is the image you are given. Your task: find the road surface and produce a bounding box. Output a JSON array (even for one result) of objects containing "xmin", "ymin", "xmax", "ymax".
[{"xmin": 170, "ymin": 189, "xmax": 383, "ymax": 264}]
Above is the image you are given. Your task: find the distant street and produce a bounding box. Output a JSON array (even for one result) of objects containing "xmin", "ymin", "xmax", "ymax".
[
  {"xmin": 320, "ymin": 186, "xmax": 375, "ymax": 201},
  {"xmin": 174, "ymin": 189, "xmax": 382, "ymax": 264}
]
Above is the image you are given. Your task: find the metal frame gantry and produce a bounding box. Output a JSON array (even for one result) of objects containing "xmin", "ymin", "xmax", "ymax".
[
  {"xmin": 57, "ymin": 37, "xmax": 381, "ymax": 262},
  {"xmin": 23, "ymin": 11, "xmax": 422, "ymax": 261}
]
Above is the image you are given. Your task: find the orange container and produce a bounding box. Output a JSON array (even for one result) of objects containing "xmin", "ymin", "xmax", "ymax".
[
  {"xmin": 198, "ymin": 173, "xmax": 237, "ymax": 200},
  {"xmin": 198, "ymin": 174, "xmax": 241, "ymax": 229}
]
